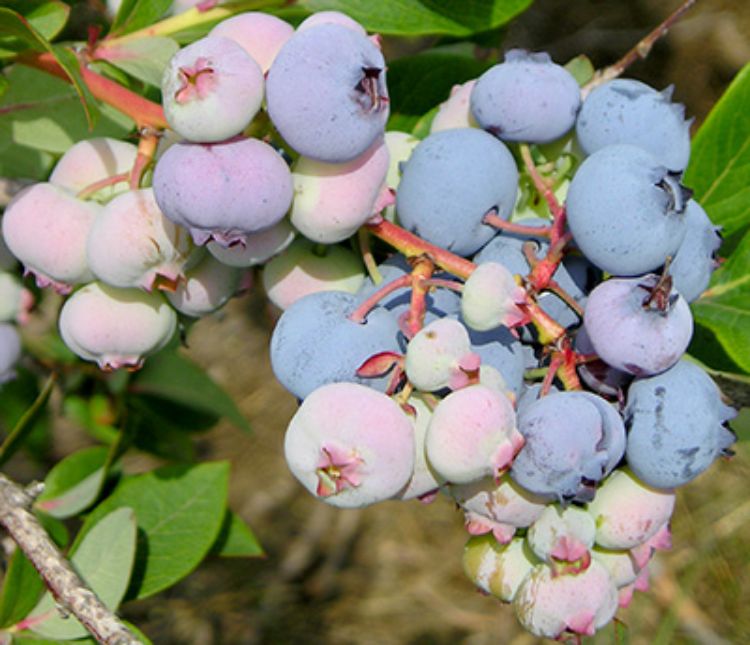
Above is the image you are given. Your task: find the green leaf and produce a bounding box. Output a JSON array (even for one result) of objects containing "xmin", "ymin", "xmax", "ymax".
[
  {"xmin": 299, "ymin": 0, "xmax": 532, "ymax": 36},
  {"xmin": 0, "ymin": 1, "xmax": 70, "ymax": 55},
  {"xmin": 691, "ymin": 229, "xmax": 750, "ymax": 374},
  {"xmin": 210, "ymin": 511, "xmax": 264, "ymax": 558},
  {"xmin": 26, "ymin": 507, "xmax": 137, "ymax": 640},
  {"xmin": 62, "ymin": 395, "xmax": 120, "ymax": 445},
  {"xmin": 0, "ymin": 65, "xmax": 133, "ymax": 176},
  {"xmin": 74, "ymin": 462, "xmax": 229, "ymax": 600},
  {"xmin": 98, "ymin": 36, "xmax": 179, "ymax": 87},
  {"xmin": 0, "ymin": 549, "xmax": 44, "ymax": 629},
  {"xmin": 564, "ymin": 54, "xmax": 595, "ymax": 86},
  {"xmin": 110, "ymin": 0, "xmax": 174, "ymax": 36},
  {"xmin": 34, "ymin": 446, "xmax": 111, "ymax": 518},
  {"xmin": 22, "ymin": 2, "xmax": 69, "ymax": 42},
  {"xmin": 387, "ymin": 52, "xmax": 491, "ymax": 132},
  {"xmin": 129, "ymin": 350, "xmax": 251, "ymax": 433},
  {"xmin": 127, "ymin": 397, "xmax": 197, "ymax": 462},
  {"xmin": 0, "ymin": 8, "xmax": 98, "ymax": 126},
  {"xmin": 684, "ymin": 62, "xmax": 750, "ymax": 237}
]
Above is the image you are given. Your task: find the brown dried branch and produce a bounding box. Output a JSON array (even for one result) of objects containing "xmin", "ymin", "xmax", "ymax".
[
  {"xmin": 582, "ymin": 0, "xmax": 698, "ymax": 97},
  {"xmin": 0, "ymin": 474, "xmax": 139, "ymax": 645}
]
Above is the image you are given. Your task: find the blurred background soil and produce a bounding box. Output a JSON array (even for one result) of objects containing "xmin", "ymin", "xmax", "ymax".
[{"xmin": 18, "ymin": 1, "xmax": 750, "ymax": 643}]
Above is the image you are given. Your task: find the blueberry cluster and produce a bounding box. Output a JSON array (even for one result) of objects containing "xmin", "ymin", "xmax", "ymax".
[
  {"xmin": 266, "ymin": 36, "xmax": 736, "ymax": 640},
  {"xmin": 0, "ymin": 10, "xmax": 737, "ymax": 640}
]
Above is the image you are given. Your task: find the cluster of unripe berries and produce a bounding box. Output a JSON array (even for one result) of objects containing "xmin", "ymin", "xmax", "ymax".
[{"xmin": 0, "ymin": 8, "xmax": 737, "ymax": 641}]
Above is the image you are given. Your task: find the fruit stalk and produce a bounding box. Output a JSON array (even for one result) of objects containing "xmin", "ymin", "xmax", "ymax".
[{"xmin": 364, "ymin": 217, "xmax": 476, "ymax": 280}]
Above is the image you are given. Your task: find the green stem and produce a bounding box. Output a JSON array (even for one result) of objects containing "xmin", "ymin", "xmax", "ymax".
[{"xmin": 0, "ymin": 372, "xmax": 58, "ymax": 468}]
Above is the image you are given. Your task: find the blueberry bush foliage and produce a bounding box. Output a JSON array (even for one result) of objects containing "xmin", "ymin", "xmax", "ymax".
[{"xmin": 0, "ymin": 0, "xmax": 748, "ymax": 643}]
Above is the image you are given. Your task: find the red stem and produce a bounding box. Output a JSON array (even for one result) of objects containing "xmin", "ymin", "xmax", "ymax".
[
  {"xmin": 364, "ymin": 217, "xmax": 476, "ymax": 281},
  {"xmin": 76, "ymin": 172, "xmax": 129, "ymax": 199},
  {"xmin": 423, "ymin": 278, "xmax": 464, "ymax": 293},
  {"xmin": 519, "ymin": 144, "xmax": 567, "ymax": 244},
  {"xmin": 348, "ymin": 274, "xmax": 411, "ymax": 323},
  {"xmin": 483, "ymin": 212, "xmax": 552, "ymax": 238},
  {"xmin": 19, "ymin": 51, "xmax": 167, "ymax": 129},
  {"xmin": 545, "ymin": 279, "xmax": 584, "ymax": 318},
  {"xmin": 403, "ymin": 258, "xmax": 434, "ymax": 338},
  {"xmin": 130, "ymin": 130, "xmax": 160, "ymax": 189}
]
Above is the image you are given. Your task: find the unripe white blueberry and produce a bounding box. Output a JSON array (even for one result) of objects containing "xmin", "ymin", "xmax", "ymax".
[
  {"xmin": 87, "ymin": 188, "xmax": 193, "ymax": 291},
  {"xmin": 262, "ymin": 239, "xmax": 365, "ymax": 311},
  {"xmin": 394, "ymin": 394, "xmax": 443, "ymax": 501},
  {"xmin": 405, "ymin": 318, "xmax": 480, "ymax": 391},
  {"xmin": 59, "ymin": 282, "xmax": 177, "ymax": 371},
  {"xmin": 166, "ymin": 253, "xmax": 243, "ymax": 317},
  {"xmin": 449, "ymin": 474, "xmax": 547, "ymax": 544},
  {"xmin": 461, "ymin": 261, "xmax": 527, "ymax": 331},
  {"xmin": 383, "ymin": 131, "xmax": 419, "ymax": 223},
  {"xmin": 208, "ymin": 219, "xmax": 295, "ymax": 268},
  {"xmin": 431, "ymin": 79, "xmax": 479, "ymax": 133},
  {"xmin": 0, "ymin": 323, "xmax": 22, "ymax": 384},
  {"xmin": 0, "ymin": 272, "xmax": 33, "ymax": 324},
  {"xmin": 526, "ymin": 505, "xmax": 596, "ymax": 566},
  {"xmin": 591, "ymin": 547, "xmax": 642, "ymax": 589},
  {"xmin": 161, "ymin": 36, "xmax": 264, "ymax": 143},
  {"xmin": 463, "ymin": 535, "xmax": 539, "ymax": 602}
]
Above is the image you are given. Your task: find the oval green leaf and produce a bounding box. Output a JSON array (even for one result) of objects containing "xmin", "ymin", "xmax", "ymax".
[
  {"xmin": 691, "ymin": 229, "xmax": 750, "ymax": 375},
  {"xmin": 74, "ymin": 462, "xmax": 229, "ymax": 600},
  {"xmin": 35, "ymin": 446, "xmax": 110, "ymax": 519},
  {"xmin": 684, "ymin": 62, "xmax": 750, "ymax": 237}
]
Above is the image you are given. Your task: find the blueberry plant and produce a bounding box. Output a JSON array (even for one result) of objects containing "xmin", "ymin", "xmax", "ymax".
[{"xmin": 0, "ymin": 0, "xmax": 748, "ymax": 642}]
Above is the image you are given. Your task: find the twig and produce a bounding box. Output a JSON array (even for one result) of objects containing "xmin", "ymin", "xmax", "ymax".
[
  {"xmin": 0, "ymin": 475, "xmax": 139, "ymax": 645},
  {"xmin": 582, "ymin": 0, "xmax": 698, "ymax": 97}
]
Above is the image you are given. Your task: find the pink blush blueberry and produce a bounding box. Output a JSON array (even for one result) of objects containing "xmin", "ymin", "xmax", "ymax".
[
  {"xmin": 425, "ymin": 384, "xmax": 522, "ymax": 484},
  {"xmin": 513, "ymin": 560, "xmax": 619, "ymax": 639},
  {"xmin": 284, "ymin": 382, "xmax": 415, "ymax": 508},
  {"xmin": 2, "ymin": 183, "xmax": 99, "ymax": 293},
  {"xmin": 58, "ymin": 282, "xmax": 177, "ymax": 371}
]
